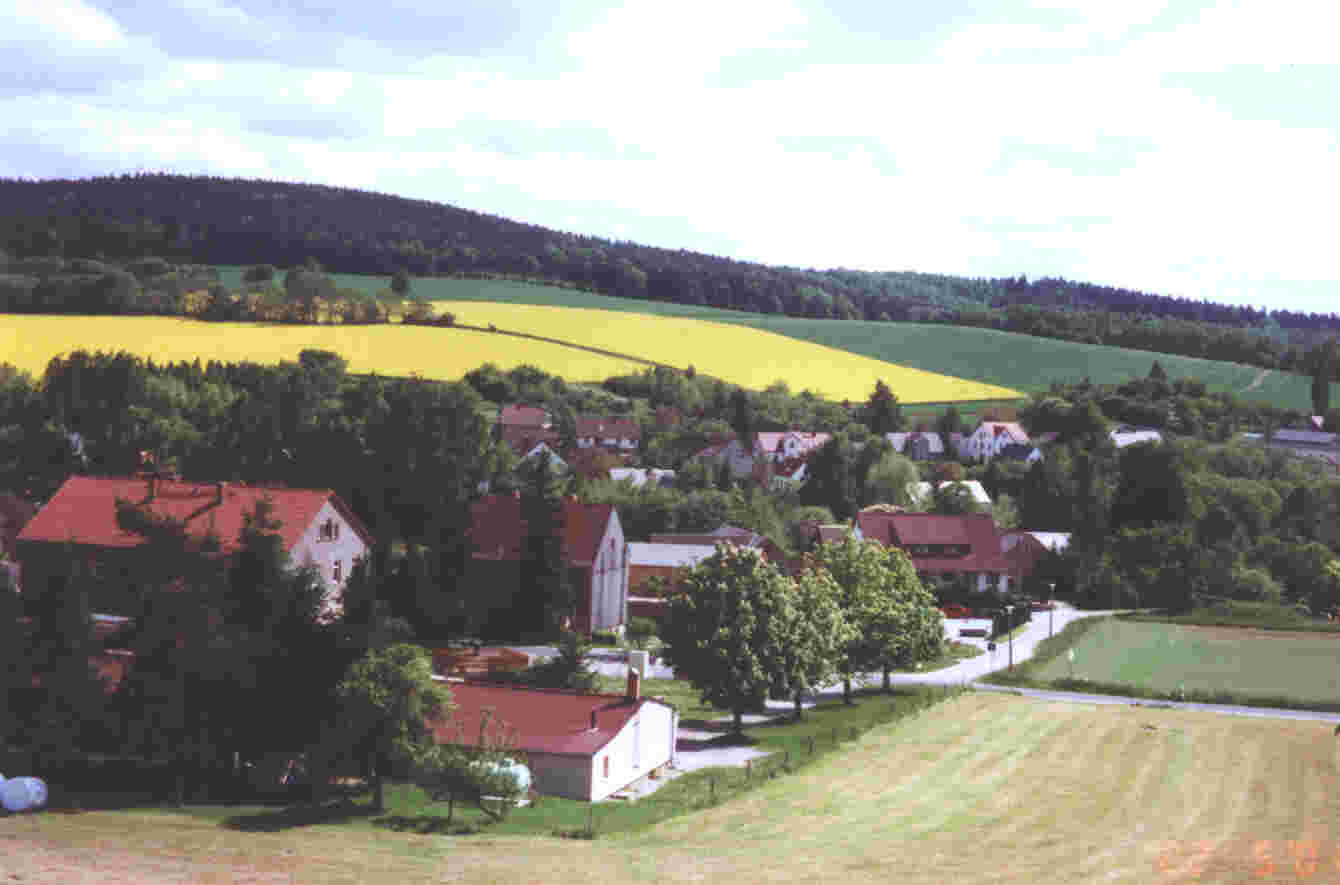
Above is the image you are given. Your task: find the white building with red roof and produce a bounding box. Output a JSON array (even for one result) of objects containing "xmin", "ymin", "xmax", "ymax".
[
  {"xmin": 468, "ymin": 494, "xmax": 627, "ymax": 634},
  {"xmin": 575, "ymin": 416, "xmax": 641, "ymax": 452},
  {"xmin": 961, "ymin": 422, "xmax": 1030, "ymax": 462},
  {"xmin": 429, "ymin": 671, "xmax": 677, "ymax": 801},
  {"xmin": 16, "ymin": 475, "xmax": 374, "ymax": 620}
]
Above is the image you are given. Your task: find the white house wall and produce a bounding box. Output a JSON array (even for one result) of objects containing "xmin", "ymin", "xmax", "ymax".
[
  {"xmin": 590, "ymin": 511, "xmax": 628, "ymax": 631},
  {"xmin": 590, "ymin": 702, "xmax": 677, "ymax": 801},
  {"xmin": 289, "ymin": 500, "xmax": 369, "ymax": 618}
]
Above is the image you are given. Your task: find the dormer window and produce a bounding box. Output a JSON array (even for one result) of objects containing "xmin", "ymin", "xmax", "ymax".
[{"xmin": 320, "ymin": 518, "xmax": 340, "ymax": 541}]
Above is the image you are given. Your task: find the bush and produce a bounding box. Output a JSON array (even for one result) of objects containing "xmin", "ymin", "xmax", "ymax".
[{"xmin": 626, "ymin": 617, "xmax": 658, "ymax": 644}]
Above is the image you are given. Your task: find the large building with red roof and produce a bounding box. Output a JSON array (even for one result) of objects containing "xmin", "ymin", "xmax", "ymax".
[
  {"xmin": 468, "ymin": 494, "xmax": 627, "ymax": 634},
  {"xmin": 16, "ymin": 475, "xmax": 374, "ymax": 620},
  {"xmin": 855, "ymin": 509, "xmax": 1013, "ymax": 593},
  {"xmin": 428, "ymin": 672, "xmax": 677, "ymax": 801}
]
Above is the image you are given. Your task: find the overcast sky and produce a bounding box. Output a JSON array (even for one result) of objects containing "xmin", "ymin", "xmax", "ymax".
[{"xmin": 2, "ymin": 0, "xmax": 1336, "ymax": 313}]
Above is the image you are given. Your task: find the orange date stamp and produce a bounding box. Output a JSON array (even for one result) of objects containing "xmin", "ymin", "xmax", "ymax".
[{"xmin": 1156, "ymin": 839, "xmax": 1335, "ymax": 880}]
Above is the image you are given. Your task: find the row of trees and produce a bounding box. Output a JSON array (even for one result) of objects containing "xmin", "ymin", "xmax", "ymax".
[{"xmin": 662, "ymin": 540, "xmax": 942, "ymax": 730}]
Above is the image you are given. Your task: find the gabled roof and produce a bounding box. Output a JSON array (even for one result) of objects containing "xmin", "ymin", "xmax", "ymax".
[
  {"xmin": 576, "ymin": 416, "xmax": 640, "ymax": 439},
  {"xmin": 499, "ymin": 404, "xmax": 549, "ymax": 428},
  {"xmin": 468, "ymin": 494, "xmax": 615, "ymax": 565},
  {"xmin": 501, "ymin": 424, "xmax": 562, "ymax": 453},
  {"xmin": 855, "ymin": 510, "xmax": 1010, "ymax": 573},
  {"xmin": 755, "ymin": 431, "xmax": 831, "ymax": 456},
  {"xmin": 975, "ymin": 422, "xmax": 1029, "ymax": 442},
  {"xmin": 428, "ymin": 681, "xmax": 669, "ymax": 757},
  {"xmin": 16, "ymin": 476, "xmax": 373, "ymax": 554}
]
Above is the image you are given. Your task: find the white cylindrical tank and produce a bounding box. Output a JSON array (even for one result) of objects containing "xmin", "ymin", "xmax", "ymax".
[
  {"xmin": 2, "ymin": 779, "xmax": 30, "ymax": 813},
  {"xmin": 19, "ymin": 777, "xmax": 47, "ymax": 808},
  {"xmin": 472, "ymin": 758, "xmax": 532, "ymax": 795}
]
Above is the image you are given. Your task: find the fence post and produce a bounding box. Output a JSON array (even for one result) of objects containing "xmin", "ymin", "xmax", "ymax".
[
  {"xmin": 832, "ymin": 727, "xmax": 838, "ymax": 744},
  {"xmin": 746, "ymin": 759, "xmax": 751, "ymax": 781},
  {"xmin": 784, "ymin": 750, "xmax": 790, "ymax": 769},
  {"xmin": 710, "ymin": 777, "xmax": 715, "ymax": 801},
  {"xmin": 808, "ymin": 736, "xmax": 815, "ymax": 756},
  {"xmin": 586, "ymin": 804, "xmax": 594, "ymax": 837}
]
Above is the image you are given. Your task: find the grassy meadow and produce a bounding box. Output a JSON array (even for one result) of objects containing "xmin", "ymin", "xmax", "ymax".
[
  {"xmin": 0, "ymin": 314, "xmax": 645, "ymax": 384},
  {"xmin": 1032, "ymin": 619, "xmax": 1340, "ymax": 705},
  {"xmin": 214, "ymin": 267, "xmax": 1336, "ymax": 410},
  {"xmin": 8, "ymin": 692, "xmax": 1340, "ymax": 884}
]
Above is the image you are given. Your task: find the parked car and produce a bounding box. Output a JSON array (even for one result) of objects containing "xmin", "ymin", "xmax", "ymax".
[
  {"xmin": 940, "ymin": 604, "xmax": 972, "ymax": 619},
  {"xmin": 1030, "ymin": 599, "xmax": 1053, "ymax": 612}
]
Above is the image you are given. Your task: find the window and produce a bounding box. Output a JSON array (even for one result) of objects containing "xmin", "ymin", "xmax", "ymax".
[
  {"xmin": 333, "ymin": 560, "xmax": 342, "ymax": 582},
  {"xmin": 319, "ymin": 519, "xmax": 341, "ymax": 542}
]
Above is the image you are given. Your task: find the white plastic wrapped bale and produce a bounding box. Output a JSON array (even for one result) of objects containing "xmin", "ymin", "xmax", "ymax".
[
  {"xmin": 2, "ymin": 778, "xmax": 30, "ymax": 812},
  {"xmin": 19, "ymin": 777, "xmax": 48, "ymax": 808}
]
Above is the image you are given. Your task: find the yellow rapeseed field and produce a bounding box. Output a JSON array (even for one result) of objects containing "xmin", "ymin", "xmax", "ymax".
[
  {"xmin": 433, "ymin": 301, "xmax": 1022, "ymax": 402},
  {"xmin": 0, "ymin": 315, "xmax": 645, "ymax": 383}
]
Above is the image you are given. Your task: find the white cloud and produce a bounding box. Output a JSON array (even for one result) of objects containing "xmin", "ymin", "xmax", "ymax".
[{"xmin": 0, "ymin": 0, "xmax": 129, "ymax": 50}]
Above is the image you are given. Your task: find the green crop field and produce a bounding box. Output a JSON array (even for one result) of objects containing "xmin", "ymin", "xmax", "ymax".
[
  {"xmin": 216, "ymin": 267, "xmax": 1332, "ymax": 411},
  {"xmin": 8, "ymin": 692, "xmax": 1340, "ymax": 883},
  {"xmin": 1033, "ymin": 619, "xmax": 1340, "ymax": 705}
]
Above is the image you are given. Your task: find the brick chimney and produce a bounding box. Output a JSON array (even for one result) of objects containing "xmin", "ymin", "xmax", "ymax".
[{"xmin": 626, "ymin": 668, "xmax": 640, "ymax": 701}]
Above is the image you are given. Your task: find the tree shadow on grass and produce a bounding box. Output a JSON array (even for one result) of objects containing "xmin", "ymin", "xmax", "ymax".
[
  {"xmin": 376, "ymin": 815, "xmax": 487, "ymax": 836},
  {"xmin": 224, "ymin": 800, "xmax": 380, "ymax": 832}
]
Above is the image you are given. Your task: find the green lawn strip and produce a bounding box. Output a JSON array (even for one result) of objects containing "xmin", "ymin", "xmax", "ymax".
[
  {"xmin": 906, "ymin": 640, "xmax": 982, "ymax": 672},
  {"xmin": 176, "ymin": 684, "xmax": 965, "ymax": 839},
  {"xmin": 1120, "ymin": 607, "xmax": 1340, "ymax": 633},
  {"xmin": 985, "ymin": 614, "xmax": 1340, "ymax": 713},
  {"xmin": 213, "ymin": 266, "xmax": 1328, "ymax": 409}
]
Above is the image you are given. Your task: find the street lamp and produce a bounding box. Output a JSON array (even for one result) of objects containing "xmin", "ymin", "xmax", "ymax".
[
  {"xmin": 1005, "ymin": 604, "xmax": 1015, "ymax": 670},
  {"xmin": 1048, "ymin": 582, "xmax": 1056, "ymax": 638}
]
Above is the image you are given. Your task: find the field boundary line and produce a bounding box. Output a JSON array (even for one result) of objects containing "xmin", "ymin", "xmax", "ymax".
[{"xmin": 972, "ymin": 682, "xmax": 1340, "ymax": 722}]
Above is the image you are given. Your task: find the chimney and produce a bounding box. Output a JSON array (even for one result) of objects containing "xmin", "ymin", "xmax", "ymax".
[
  {"xmin": 626, "ymin": 668, "xmax": 641, "ymax": 701},
  {"xmin": 590, "ymin": 710, "xmax": 598, "ymax": 730},
  {"xmin": 215, "ymin": 481, "xmax": 225, "ymax": 504}
]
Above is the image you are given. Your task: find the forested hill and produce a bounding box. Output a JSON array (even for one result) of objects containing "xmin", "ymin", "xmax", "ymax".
[{"xmin": 1, "ymin": 174, "xmax": 1338, "ymax": 373}]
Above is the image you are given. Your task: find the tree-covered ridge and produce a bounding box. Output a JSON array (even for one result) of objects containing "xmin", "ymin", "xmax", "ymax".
[{"xmin": 2, "ymin": 173, "xmax": 1338, "ymax": 376}]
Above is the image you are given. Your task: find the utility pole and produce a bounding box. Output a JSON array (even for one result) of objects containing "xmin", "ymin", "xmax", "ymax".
[
  {"xmin": 1006, "ymin": 604, "xmax": 1015, "ymax": 670},
  {"xmin": 1048, "ymin": 582, "xmax": 1055, "ymax": 638}
]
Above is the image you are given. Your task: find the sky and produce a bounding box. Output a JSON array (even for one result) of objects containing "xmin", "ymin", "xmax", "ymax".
[{"xmin": 1, "ymin": 0, "xmax": 1337, "ymax": 314}]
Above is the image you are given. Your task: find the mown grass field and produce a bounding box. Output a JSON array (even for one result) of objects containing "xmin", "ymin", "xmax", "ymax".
[
  {"xmin": 7, "ymin": 692, "xmax": 1340, "ymax": 884},
  {"xmin": 1032, "ymin": 619, "xmax": 1340, "ymax": 705},
  {"xmin": 0, "ymin": 315, "xmax": 644, "ymax": 384},
  {"xmin": 214, "ymin": 267, "xmax": 1335, "ymax": 410},
  {"xmin": 428, "ymin": 300, "xmax": 1021, "ymax": 403}
]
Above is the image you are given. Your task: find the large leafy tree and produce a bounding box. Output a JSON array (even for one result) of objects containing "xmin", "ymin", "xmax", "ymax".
[
  {"xmin": 805, "ymin": 537, "xmax": 942, "ymax": 699},
  {"xmin": 774, "ymin": 568, "xmax": 853, "ymax": 718},
  {"xmin": 858, "ymin": 380, "xmax": 904, "ymax": 435},
  {"xmin": 863, "ymin": 450, "xmax": 918, "ymax": 508},
  {"xmin": 514, "ymin": 451, "xmax": 572, "ymax": 640},
  {"xmin": 661, "ymin": 545, "xmax": 796, "ymax": 732},
  {"xmin": 328, "ymin": 643, "xmax": 451, "ymax": 812}
]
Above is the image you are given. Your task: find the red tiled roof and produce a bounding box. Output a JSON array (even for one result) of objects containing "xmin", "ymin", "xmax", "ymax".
[
  {"xmin": 855, "ymin": 511, "xmax": 1011, "ymax": 573},
  {"xmin": 499, "ymin": 404, "xmax": 548, "ymax": 428},
  {"xmin": 16, "ymin": 476, "xmax": 372, "ymax": 554},
  {"xmin": 428, "ymin": 681, "xmax": 659, "ymax": 757},
  {"xmin": 500, "ymin": 424, "xmax": 562, "ymax": 453},
  {"xmin": 576, "ymin": 416, "xmax": 640, "ymax": 439},
  {"xmin": 468, "ymin": 495, "xmax": 614, "ymax": 566}
]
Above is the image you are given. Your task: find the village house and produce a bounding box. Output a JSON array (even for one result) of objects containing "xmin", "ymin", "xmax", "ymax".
[
  {"xmin": 624, "ymin": 541, "xmax": 722, "ymax": 621},
  {"xmin": 855, "ymin": 508, "xmax": 1013, "ymax": 593},
  {"xmin": 1001, "ymin": 530, "xmax": 1071, "ymax": 587},
  {"xmin": 576, "ymin": 416, "xmax": 641, "ymax": 452},
  {"xmin": 885, "ymin": 431, "xmax": 946, "ymax": 461},
  {"xmin": 496, "ymin": 403, "xmax": 561, "ymax": 454},
  {"xmin": 609, "ymin": 467, "xmax": 675, "ymax": 488},
  {"xmin": 428, "ymin": 669, "xmax": 677, "ymax": 802},
  {"xmin": 960, "ymin": 422, "xmax": 1031, "ymax": 462},
  {"xmin": 15, "ymin": 475, "xmax": 373, "ymax": 621},
  {"xmin": 467, "ymin": 494, "xmax": 628, "ymax": 634}
]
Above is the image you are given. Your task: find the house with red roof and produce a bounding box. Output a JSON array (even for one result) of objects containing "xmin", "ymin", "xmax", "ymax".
[
  {"xmin": 855, "ymin": 509, "xmax": 1013, "ymax": 593},
  {"xmin": 15, "ymin": 475, "xmax": 374, "ymax": 621},
  {"xmin": 575, "ymin": 416, "xmax": 641, "ymax": 452},
  {"xmin": 468, "ymin": 494, "xmax": 627, "ymax": 634},
  {"xmin": 429, "ymin": 671, "xmax": 677, "ymax": 801}
]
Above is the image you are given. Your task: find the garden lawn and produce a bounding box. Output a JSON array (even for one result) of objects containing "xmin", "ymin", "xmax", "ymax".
[
  {"xmin": 212, "ymin": 268, "xmax": 1335, "ymax": 410},
  {"xmin": 8, "ymin": 692, "xmax": 1340, "ymax": 884},
  {"xmin": 1031, "ymin": 618, "xmax": 1340, "ymax": 705}
]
